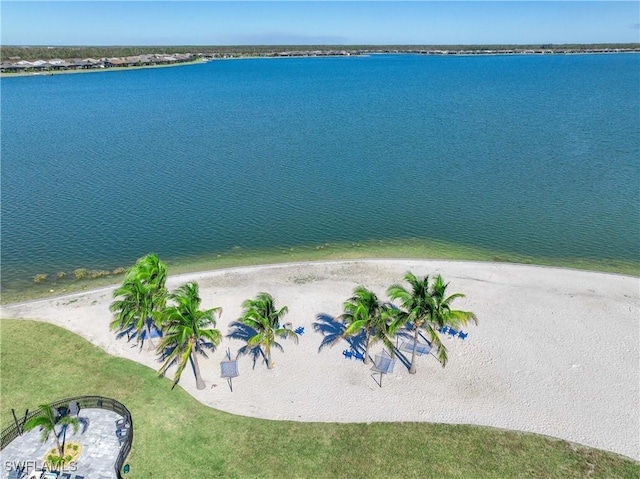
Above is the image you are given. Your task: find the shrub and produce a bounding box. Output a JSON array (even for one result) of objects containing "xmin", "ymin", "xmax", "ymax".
[
  {"xmin": 73, "ymin": 268, "xmax": 88, "ymax": 280},
  {"xmin": 89, "ymin": 270, "xmax": 111, "ymax": 279},
  {"xmin": 56, "ymin": 271, "xmax": 67, "ymax": 280}
]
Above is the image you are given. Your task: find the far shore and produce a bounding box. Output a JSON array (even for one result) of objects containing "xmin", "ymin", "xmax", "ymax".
[
  {"xmin": 1, "ymin": 259, "xmax": 638, "ymax": 460},
  {"xmin": 3, "ymin": 48, "xmax": 639, "ymax": 79}
]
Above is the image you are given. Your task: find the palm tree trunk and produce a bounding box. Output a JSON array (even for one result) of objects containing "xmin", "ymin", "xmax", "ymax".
[
  {"xmin": 266, "ymin": 341, "xmax": 274, "ymax": 369},
  {"xmin": 54, "ymin": 428, "xmax": 64, "ymax": 457},
  {"xmin": 145, "ymin": 319, "xmax": 156, "ymax": 351},
  {"xmin": 363, "ymin": 329, "xmax": 371, "ymax": 364},
  {"xmin": 191, "ymin": 351, "xmax": 206, "ymax": 390},
  {"xmin": 409, "ymin": 325, "xmax": 419, "ymax": 374}
]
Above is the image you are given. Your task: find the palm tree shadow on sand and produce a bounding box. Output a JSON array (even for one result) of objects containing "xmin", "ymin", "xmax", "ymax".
[
  {"xmin": 312, "ymin": 313, "xmax": 367, "ymax": 354},
  {"xmin": 313, "ymin": 313, "xmax": 415, "ymax": 370},
  {"xmin": 115, "ymin": 318, "xmax": 162, "ymax": 350},
  {"xmin": 226, "ymin": 321, "xmax": 271, "ymax": 369}
]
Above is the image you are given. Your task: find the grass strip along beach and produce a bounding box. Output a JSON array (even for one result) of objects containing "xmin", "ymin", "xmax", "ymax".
[{"xmin": 1, "ymin": 319, "xmax": 638, "ymax": 478}]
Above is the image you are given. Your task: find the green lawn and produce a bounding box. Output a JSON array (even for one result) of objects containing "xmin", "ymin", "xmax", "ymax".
[{"xmin": 1, "ymin": 320, "xmax": 637, "ymax": 478}]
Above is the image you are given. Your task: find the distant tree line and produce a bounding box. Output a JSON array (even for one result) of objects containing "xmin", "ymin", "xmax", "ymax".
[{"xmin": 2, "ymin": 43, "xmax": 639, "ymax": 61}]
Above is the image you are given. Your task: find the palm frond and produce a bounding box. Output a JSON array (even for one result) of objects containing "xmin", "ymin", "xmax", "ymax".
[
  {"xmin": 343, "ymin": 319, "xmax": 367, "ymax": 337},
  {"xmin": 276, "ymin": 328, "xmax": 299, "ymax": 344},
  {"xmin": 171, "ymin": 346, "xmax": 192, "ymax": 389}
]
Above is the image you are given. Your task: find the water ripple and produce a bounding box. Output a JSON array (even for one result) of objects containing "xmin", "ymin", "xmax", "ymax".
[{"xmin": 1, "ymin": 54, "xmax": 639, "ymax": 286}]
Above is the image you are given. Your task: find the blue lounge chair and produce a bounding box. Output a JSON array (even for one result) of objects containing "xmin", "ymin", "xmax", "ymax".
[
  {"xmin": 400, "ymin": 340, "xmax": 432, "ymax": 356},
  {"xmin": 448, "ymin": 328, "xmax": 458, "ymax": 337},
  {"xmin": 370, "ymin": 349, "xmax": 396, "ymax": 387},
  {"xmin": 458, "ymin": 331, "xmax": 468, "ymax": 340},
  {"xmin": 440, "ymin": 326, "xmax": 449, "ymax": 334},
  {"xmin": 59, "ymin": 473, "xmax": 72, "ymax": 479},
  {"xmin": 354, "ymin": 351, "xmax": 364, "ymax": 361},
  {"xmin": 343, "ymin": 350, "xmax": 353, "ymax": 359},
  {"xmin": 295, "ymin": 326, "xmax": 305, "ymax": 335}
]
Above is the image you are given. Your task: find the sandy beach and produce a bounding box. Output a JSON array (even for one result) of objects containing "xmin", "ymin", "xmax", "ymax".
[{"xmin": 1, "ymin": 259, "xmax": 638, "ymax": 460}]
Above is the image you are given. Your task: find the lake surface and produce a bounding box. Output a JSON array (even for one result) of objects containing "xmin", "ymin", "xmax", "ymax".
[{"xmin": 1, "ymin": 54, "xmax": 639, "ymax": 289}]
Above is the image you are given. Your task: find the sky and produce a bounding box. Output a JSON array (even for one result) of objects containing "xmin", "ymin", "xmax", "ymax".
[{"xmin": 1, "ymin": 1, "xmax": 638, "ymax": 46}]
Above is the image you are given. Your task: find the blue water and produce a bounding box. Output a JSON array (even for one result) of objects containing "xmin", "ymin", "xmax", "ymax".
[{"xmin": 2, "ymin": 54, "xmax": 639, "ymax": 287}]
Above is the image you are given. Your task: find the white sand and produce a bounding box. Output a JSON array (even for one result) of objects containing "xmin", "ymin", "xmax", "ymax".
[{"xmin": 1, "ymin": 260, "xmax": 638, "ymax": 460}]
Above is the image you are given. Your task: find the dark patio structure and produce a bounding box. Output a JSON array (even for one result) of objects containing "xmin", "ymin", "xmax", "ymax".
[{"xmin": 1, "ymin": 396, "xmax": 133, "ymax": 479}]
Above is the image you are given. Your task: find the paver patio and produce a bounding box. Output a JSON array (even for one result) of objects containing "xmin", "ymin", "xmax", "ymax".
[{"xmin": 1, "ymin": 409, "xmax": 125, "ymax": 479}]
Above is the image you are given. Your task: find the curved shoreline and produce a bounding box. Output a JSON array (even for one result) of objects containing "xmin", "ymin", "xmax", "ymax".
[{"xmin": 1, "ymin": 259, "xmax": 638, "ymax": 460}]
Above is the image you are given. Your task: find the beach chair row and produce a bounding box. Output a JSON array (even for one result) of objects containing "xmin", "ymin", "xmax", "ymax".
[
  {"xmin": 115, "ymin": 416, "xmax": 131, "ymax": 445},
  {"xmin": 439, "ymin": 326, "xmax": 468, "ymax": 340}
]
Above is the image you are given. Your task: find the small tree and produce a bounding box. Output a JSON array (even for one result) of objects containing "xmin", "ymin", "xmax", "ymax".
[
  {"xmin": 389, "ymin": 273, "xmax": 477, "ymax": 370},
  {"xmin": 110, "ymin": 253, "xmax": 167, "ymax": 349},
  {"xmin": 157, "ymin": 282, "xmax": 222, "ymax": 390},
  {"xmin": 428, "ymin": 274, "xmax": 477, "ymax": 366},
  {"xmin": 341, "ymin": 286, "xmax": 396, "ymax": 364},
  {"xmin": 23, "ymin": 404, "xmax": 79, "ymax": 459},
  {"xmin": 238, "ymin": 292, "xmax": 298, "ymax": 369},
  {"xmin": 387, "ymin": 272, "xmax": 437, "ymax": 374}
]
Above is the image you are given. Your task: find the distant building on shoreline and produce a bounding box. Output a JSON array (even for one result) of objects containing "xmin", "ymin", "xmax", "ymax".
[{"xmin": 0, "ymin": 53, "xmax": 195, "ymax": 73}]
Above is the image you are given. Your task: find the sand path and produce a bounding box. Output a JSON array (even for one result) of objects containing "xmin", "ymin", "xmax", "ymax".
[{"xmin": 1, "ymin": 260, "xmax": 638, "ymax": 460}]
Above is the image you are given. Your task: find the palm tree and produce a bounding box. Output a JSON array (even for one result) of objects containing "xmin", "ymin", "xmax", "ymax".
[
  {"xmin": 387, "ymin": 272, "xmax": 438, "ymax": 374},
  {"xmin": 110, "ymin": 277, "xmax": 155, "ymax": 344},
  {"xmin": 110, "ymin": 253, "xmax": 167, "ymax": 349},
  {"xmin": 341, "ymin": 286, "xmax": 397, "ymax": 364},
  {"xmin": 126, "ymin": 252, "xmax": 167, "ymax": 289},
  {"xmin": 428, "ymin": 274, "xmax": 478, "ymax": 367},
  {"xmin": 238, "ymin": 292, "xmax": 298, "ymax": 369},
  {"xmin": 157, "ymin": 281, "xmax": 222, "ymax": 390},
  {"xmin": 23, "ymin": 404, "xmax": 79, "ymax": 458}
]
